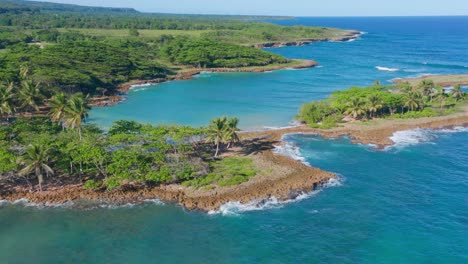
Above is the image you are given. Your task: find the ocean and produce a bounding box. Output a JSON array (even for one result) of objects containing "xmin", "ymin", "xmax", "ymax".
[{"xmin": 2, "ymin": 17, "xmax": 468, "ymax": 263}]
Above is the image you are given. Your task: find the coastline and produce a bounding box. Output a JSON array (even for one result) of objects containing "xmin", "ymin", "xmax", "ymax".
[
  {"xmin": 251, "ymin": 30, "xmax": 362, "ymax": 48},
  {"xmin": 0, "ymin": 134, "xmax": 335, "ymax": 211},
  {"xmin": 394, "ymin": 74, "xmax": 468, "ymax": 87}
]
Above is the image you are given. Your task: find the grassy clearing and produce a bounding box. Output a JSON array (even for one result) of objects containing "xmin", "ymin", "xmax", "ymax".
[
  {"xmin": 182, "ymin": 157, "xmax": 257, "ymax": 189},
  {"xmin": 56, "ymin": 28, "xmax": 214, "ymax": 38}
]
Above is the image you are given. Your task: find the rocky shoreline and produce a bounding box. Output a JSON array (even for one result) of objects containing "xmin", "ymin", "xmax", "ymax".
[
  {"xmin": 251, "ymin": 30, "xmax": 362, "ymax": 48},
  {"xmin": 0, "ymin": 133, "xmax": 335, "ymax": 211},
  {"xmin": 394, "ymin": 74, "xmax": 468, "ymax": 87}
]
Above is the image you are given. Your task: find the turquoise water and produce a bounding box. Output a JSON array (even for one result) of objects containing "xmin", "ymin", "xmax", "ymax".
[{"xmin": 2, "ymin": 17, "xmax": 468, "ymax": 263}]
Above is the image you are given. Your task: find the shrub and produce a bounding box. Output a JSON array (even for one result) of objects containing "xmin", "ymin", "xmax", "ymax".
[{"xmin": 84, "ymin": 179, "xmax": 101, "ymax": 190}]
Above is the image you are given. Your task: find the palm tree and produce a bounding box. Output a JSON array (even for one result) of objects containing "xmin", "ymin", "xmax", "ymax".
[
  {"xmin": 225, "ymin": 117, "xmax": 240, "ymax": 148},
  {"xmin": 345, "ymin": 98, "xmax": 367, "ymax": 119},
  {"xmin": 19, "ymin": 144, "xmax": 54, "ymax": 192},
  {"xmin": 64, "ymin": 93, "xmax": 90, "ymax": 140},
  {"xmin": 366, "ymin": 95, "xmax": 383, "ymax": 118},
  {"xmin": 19, "ymin": 64, "xmax": 32, "ymax": 80},
  {"xmin": 206, "ymin": 116, "xmax": 228, "ymax": 158},
  {"xmin": 19, "ymin": 80, "xmax": 42, "ymax": 112},
  {"xmin": 418, "ymin": 79, "xmax": 435, "ymax": 101},
  {"xmin": 451, "ymin": 84, "xmax": 465, "ymax": 101},
  {"xmin": 404, "ymin": 91, "xmax": 423, "ymax": 112},
  {"xmin": 49, "ymin": 93, "xmax": 68, "ymax": 127},
  {"xmin": 0, "ymin": 82, "xmax": 15, "ymax": 120},
  {"xmin": 433, "ymin": 86, "xmax": 447, "ymax": 109}
]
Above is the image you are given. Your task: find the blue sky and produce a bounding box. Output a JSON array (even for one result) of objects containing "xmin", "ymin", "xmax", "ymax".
[{"xmin": 40, "ymin": 0, "xmax": 468, "ymax": 16}]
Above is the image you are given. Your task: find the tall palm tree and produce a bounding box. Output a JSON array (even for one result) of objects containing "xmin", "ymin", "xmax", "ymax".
[
  {"xmin": 433, "ymin": 86, "xmax": 447, "ymax": 109},
  {"xmin": 366, "ymin": 95, "xmax": 383, "ymax": 118},
  {"xmin": 418, "ymin": 79, "xmax": 435, "ymax": 101},
  {"xmin": 404, "ymin": 91, "xmax": 423, "ymax": 112},
  {"xmin": 451, "ymin": 84, "xmax": 465, "ymax": 101},
  {"xmin": 64, "ymin": 93, "xmax": 90, "ymax": 140},
  {"xmin": 345, "ymin": 98, "xmax": 367, "ymax": 119},
  {"xmin": 0, "ymin": 82, "xmax": 15, "ymax": 120},
  {"xmin": 48, "ymin": 92, "xmax": 68, "ymax": 127},
  {"xmin": 225, "ymin": 117, "xmax": 240, "ymax": 148},
  {"xmin": 19, "ymin": 80, "xmax": 42, "ymax": 112},
  {"xmin": 19, "ymin": 144, "xmax": 54, "ymax": 192},
  {"xmin": 206, "ymin": 116, "xmax": 228, "ymax": 158}
]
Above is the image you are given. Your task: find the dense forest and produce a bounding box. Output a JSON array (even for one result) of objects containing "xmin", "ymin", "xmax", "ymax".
[{"xmin": 297, "ymin": 80, "xmax": 467, "ymax": 129}]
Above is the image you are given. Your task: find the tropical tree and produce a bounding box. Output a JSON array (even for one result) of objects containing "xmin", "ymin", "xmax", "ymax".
[
  {"xmin": 19, "ymin": 80, "xmax": 42, "ymax": 112},
  {"xmin": 225, "ymin": 117, "xmax": 240, "ymax": 148},
  {"xmin": 206, "ymin": 116, "xmax": 228, "ymax": 158},
  {"xmin": 64, "ymin": 93, "xmax": 90, "ymax": 140},
  {"xmin": 366, "ymin": 94, "xmax": 383, "ymax": 118},
  {"xmin": 404, "ymin": 91, "xmax": 423, "ymax": 112},
  {"xmin": 451, "ymin": 84, "xmax": 465, "ymax": 101},
  {"xmin": 0, "ymin": 82, "xmax": 15, "ymax": 120},
  {"xmin": 18, "ymin": 144, "xmax": 54, "ymax": 192},
  {"xmin": 48, "ymin": 92, "xmax": 68, "ymax": 129},
  {"xmin": 418, "ymin": 79, "xmax": 435, "ymax": 101},
  {"xmin": 345, "ymin": 98, "xmax": 367, "ymax": 119},
  {"xmin": 433, "ymin": 86, "xmax": 447, "ymax": 109}
]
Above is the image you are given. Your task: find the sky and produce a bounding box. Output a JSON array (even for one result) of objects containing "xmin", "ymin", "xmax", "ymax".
[{"xmin": 38, "ymin": 0, "xmax": 468, "ymax": 16}]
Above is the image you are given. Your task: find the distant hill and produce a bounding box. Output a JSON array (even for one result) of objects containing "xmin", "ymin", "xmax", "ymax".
[
  {"xmin": 0, "ymin": 0, "xmax": 292, "ymax": 20},
  {"xmin": 0, "ymin": 0, "xmax": 138, "ymax": 14}
]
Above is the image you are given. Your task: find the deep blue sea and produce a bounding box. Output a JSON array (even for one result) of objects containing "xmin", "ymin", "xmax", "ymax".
[{"xmin": 2, "ymin": 17, "xmax": 468, "ymax": 263}]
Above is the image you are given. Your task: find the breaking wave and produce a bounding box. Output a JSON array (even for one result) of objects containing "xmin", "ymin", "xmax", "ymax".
[
  {"xmin": 0, "ymin": 198, "xmax": 165, "ymax": 210},
  {"xmin": 209, "ymin": 177, "xmax": 344, "ymax": 216},
  {"xmin": 388, "ymin": 126, "xmax": 468, "ymax": 149},
  {"xmin": 376, "ymin": 66, "xmax": 400, "ymax": 72},
  {"xmin": 273, "ymin": 140, "xmax": 310, "ymax": 166}
]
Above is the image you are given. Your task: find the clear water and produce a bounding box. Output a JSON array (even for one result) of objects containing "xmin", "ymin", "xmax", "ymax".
[{"xmin": 2, "ymin": 17, "xmax": 468, "ymax": 263}]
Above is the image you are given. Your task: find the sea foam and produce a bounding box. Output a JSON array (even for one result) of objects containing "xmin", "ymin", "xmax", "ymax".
[
  {"xmin": 388, "ymin": 127, "xmax": 468, "ymax": 149},
  {"xmin": 273, "ymin": 141, "xmax": 310, "ymax": 166},
  {"xmin": 209, "ymin": 177, "xmax": 343, "ymax": 216},
  {"xmin": 376, "ymin": 66, "xmax": 400, "ymax": 72}
]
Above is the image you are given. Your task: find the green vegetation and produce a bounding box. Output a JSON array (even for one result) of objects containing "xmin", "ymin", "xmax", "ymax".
[
  {"xmin": 0, "ymin": 0, "xmax": 351, "ymax": 98},
  {"xmin": 297, "ymin": 81, "xmax": 467, "ymax": 128},
  {"xmin": 0, "ymin": 81, "xmax": 252, "ymax": 192},
  {"xmin": 182, "ymin": 157, "xmax": 257, "ymax": 189}
]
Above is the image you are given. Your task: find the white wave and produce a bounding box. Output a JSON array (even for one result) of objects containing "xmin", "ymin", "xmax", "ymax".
[
  {"xmin": 376, "ymin": 66, "xmax": 400, "ymax": 72},
  {"xmin": 99, "ymin": 203, "xmax": 136, "ymax": 209},
  {"xmin": 316, "ymin": 65, "xmax": 324, "ymax": 68},
  {"xmin": 273, "ymin": 141, "xmax": 310, "ymax": 166},
  {"xmin": 0, "ymin": 198, "xmax": 75, "ymax": 209},
  {"xmin": 388, "ymin": 127, "xmax": 468, "ymax": 149},
  {"xmin": 143, "ymin": 198, "xmax": 165, "ymax": 205},
  {"xmin": 130, "ymin": 82, "xmax": 155, "ymax": 89},
  {"xmin": 389, "ymin": 128, "xmax": 437, "ymax": 148},
  {"xmin": 347, "ymin": 38, "xmax": 356, "ymax": 42},
  {"xmin": 209, "ymin": 178, "xmax": 343, "ymax": 216}
]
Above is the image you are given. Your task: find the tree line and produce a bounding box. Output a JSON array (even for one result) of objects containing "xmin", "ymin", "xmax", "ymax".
[{"xmin": 297, "ymin": 80, "xmax": 467, "ymax": 128}]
